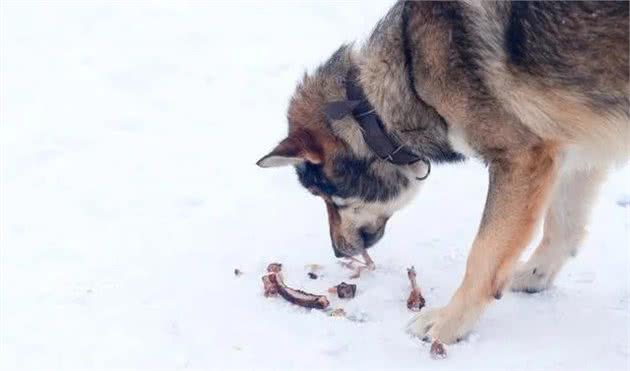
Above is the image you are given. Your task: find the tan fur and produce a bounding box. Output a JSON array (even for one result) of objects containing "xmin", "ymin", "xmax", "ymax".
[
  {"xmin": 484, "ymin": 66, "xmax": 630, "ymax": 166},
  {"xmin": 409, "ymin": 143, "xmax": 559, "ymax": 343}
]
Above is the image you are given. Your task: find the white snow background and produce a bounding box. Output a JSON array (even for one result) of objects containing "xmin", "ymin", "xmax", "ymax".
[{"xmin": 1, "ymin": 1, "xmax": 629, "ymax": 370}]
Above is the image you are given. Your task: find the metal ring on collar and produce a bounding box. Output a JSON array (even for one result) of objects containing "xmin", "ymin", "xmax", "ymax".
[{"xmin": 415, "ymin": 158, "xmax": 431, "ymax": 181}]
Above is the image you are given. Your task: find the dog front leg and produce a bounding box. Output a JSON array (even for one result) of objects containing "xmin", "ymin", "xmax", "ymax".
[{"xmin": 408, "ymin": 144, "xmax": 558, "ymax": 344}]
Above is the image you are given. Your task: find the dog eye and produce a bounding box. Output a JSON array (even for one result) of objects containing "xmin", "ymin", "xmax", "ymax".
[{"xmin": 330, "ymin": 196, "xmax": 352, "ymax": 209}]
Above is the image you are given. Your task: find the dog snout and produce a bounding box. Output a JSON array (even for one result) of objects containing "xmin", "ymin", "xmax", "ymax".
[
  {"xmin": 360, "ymin": 220, "xmax": 387, "ymax": 248},
  {"xmin": 332, "ymin": 242, "xmax": 345, "ymax": 258},
  {"xmin": 332, "ymin": 237, "xmax": 356, "ymax": 258}
]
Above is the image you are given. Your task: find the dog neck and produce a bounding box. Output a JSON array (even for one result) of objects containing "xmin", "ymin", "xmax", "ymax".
[{"xmin": 353, "ymin": 2, "xmax": 464, "ymax": 164}]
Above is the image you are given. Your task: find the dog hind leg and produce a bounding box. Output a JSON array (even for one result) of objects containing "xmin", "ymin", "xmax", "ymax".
[{"xmin": 510, "ymin": 165, "xmax": 606, "ymax": 293}]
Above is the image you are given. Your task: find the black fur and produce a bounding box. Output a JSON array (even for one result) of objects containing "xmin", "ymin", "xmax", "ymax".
[
  {"xmin": 332, "ymin": 156, "xmax": 409, "ymax": 202},
  {"xmin": 505, "ymin": 1, "xmax": 528, "ymax": 67},
  {"xmin": 401, "ymin": 1, "xmax": 421, "ymax": 103},
  {"xmin": 504, "ymin": 1, "xmax": 629, "ymax": 106},
  {"xmin": 296, "ymin": 162, "xmax": 338, "ymax": 197},
  {"xmin": 426, "ymin": 2, "xmax": 493, "ymax": 103},
  {"xmin": 296, "ymin": 155, "xmax": 410, "ymax": 203}
]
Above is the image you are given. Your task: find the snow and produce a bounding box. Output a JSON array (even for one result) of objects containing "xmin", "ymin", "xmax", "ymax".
[
  {"xmin": 618, "ymin": 194, "xmax": 630, "ymax": 208},
  {"xmin": 1, "ymin": 1, "xmax": 628, "ymax": 370}
]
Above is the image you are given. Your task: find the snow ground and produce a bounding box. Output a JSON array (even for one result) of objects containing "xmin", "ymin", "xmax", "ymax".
[{"xmin": 1, "ymin": 1, "xmax": 628, "ymax": 370}]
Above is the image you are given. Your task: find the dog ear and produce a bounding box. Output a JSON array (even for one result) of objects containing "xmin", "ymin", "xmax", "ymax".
[{"xmin": 256, "ymin": 131, "xmax": 322, "ymax": 168}]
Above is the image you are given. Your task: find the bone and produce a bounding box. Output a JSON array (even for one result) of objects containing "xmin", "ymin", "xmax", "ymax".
[
  {"xmin": 361, "ymin": 250, "xmax": 375, "ymax": 268},
  {"xmin": 430, "ymin": 340, "xmax": 447, "ymax": 359},
  {"xmin": 266, "ymin": 262, "xmax": 283, "ymax": 273},
  {"xmin": 268, "ymin": 273, "xmax": 330, "ymax": 309},
  {"xmin": 406, "ymin": 266, "xmax": 426, "ymax": 311},
  {"xmin": 262, "ymin": 274, "xmax": 278, "ymax": 297},
  {"xmin": 262, "ymin": 262, "xmax": 284, "ymax": 296},
  {"xmin": 262, "ymin": 263, "xmax": 329, "ymax": 310},
  {"xmin": 345, "ymin": 250, "xmax": 375, "ymax": 269},
  {"xmin": 328, "ymin": 308, "xmax": 346, "ymax": 317},
  {"xmin": 349, "ymin": 265, "xmax": 369, "ymax": 279},
  {"xmin": 341, "ymin": 250, "xmax": 376, "ymax": 278},
  {"xmin": 334, "ymin": 282, "xmax": 356, "ymax": 299}
]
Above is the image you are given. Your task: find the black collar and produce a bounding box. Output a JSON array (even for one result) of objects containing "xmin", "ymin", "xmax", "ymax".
[{"xmin": 324, "ymin": 69, "xmax": 430, "ymax": 179}]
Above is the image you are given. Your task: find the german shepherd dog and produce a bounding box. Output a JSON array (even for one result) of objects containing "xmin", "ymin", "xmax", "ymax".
[{"xmin": 257, "ymin": 1, "xmax": 629, "ymax": 343}]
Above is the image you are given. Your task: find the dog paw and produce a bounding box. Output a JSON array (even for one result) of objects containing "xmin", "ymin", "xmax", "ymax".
[
  {"xmin": 406, "ymin": 308, "xmax": 441, "ymax": 340},
  {"xmin": 406, "ymin": 304, "xmax": 479, "ymax": 344},
  {"xmin": 510, "ymin": 263, "xmax": 555, "ymax": 293}
]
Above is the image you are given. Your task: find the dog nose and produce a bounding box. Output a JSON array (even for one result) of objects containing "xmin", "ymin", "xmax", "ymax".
[{"xmin": 360, "ymin": 224, "xmax": 386, "ymax": 248}]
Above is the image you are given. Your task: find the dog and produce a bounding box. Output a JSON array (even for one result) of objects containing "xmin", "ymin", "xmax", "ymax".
[{"xmin": 256, "ymin": 1, "xmax": 629, "ymax": 344}]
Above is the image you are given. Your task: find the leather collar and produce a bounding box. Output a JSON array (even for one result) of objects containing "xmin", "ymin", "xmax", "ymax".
[{"xmin": 324, "ymin": 69, "xmax": 429, "ymax": 177}]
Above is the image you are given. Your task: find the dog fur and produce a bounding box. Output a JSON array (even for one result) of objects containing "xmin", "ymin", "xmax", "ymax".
[{"xmin": 257, "ymin": 1, "xmax": 629, "ymax": 344}]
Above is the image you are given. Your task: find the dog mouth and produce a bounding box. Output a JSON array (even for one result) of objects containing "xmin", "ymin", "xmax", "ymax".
[
  {"xmin": 332, "ymin": 224, "xmax": 386, "ymax": 259},
  {"xmin": 332, "ymin": 237, "xmax": 363, "ymax": 257},
  {"xmin": 332, "ymin": 242, "xmax": 359, "ymax": 258},
  {"xmin": 332, "ymin": 240, "xmax": 377, "ymax": 269},
  {"xmin": 340, "ymin": 225, "xmax": 385, "ymax": 254}
]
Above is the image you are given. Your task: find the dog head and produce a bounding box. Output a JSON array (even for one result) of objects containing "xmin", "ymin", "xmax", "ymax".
[{"xmin": 257, "ymin": 46, "xmax": 428, "ymax": 258}]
